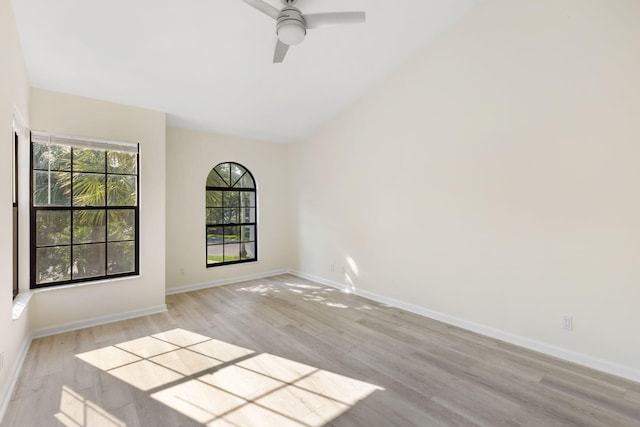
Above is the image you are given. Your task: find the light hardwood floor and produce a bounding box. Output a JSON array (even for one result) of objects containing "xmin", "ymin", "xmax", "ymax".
[{"xmin": 3, "ymin": 274, "xmax": 640, "ymax": 426}]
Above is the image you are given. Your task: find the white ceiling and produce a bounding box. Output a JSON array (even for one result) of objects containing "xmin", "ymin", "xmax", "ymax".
[{"xmin": 13, "ymin": 0, "xmax": 480, "ymax": 143}]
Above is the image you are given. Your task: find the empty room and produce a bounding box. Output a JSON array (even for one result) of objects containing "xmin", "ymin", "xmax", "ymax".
[{"xmin": 2, "ymin": 0, "xmax": 640, "ymax": 425}]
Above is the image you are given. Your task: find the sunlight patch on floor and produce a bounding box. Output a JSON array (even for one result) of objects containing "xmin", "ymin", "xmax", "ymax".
[
  {"xmin": 109, "ymin": 359, "xmax": 183, "ymax": 391},
  {"xmin": 150, "ymin": 347, "xmax": 224, "ymax": 375},
  {"xmin": 75, "ymin": 328, "xmax": 383, "ymax": 426},
  {"xmin": 188, "ymin": 338, "xmax": 254, "ymax": 362},
  {"xmin": 236, "ymin": 283, "xmax": 280, "ymax": 294},
  {"xmin": 55, "ymin": 386, "xmax": 126, "ymax": 427},
  {"xmin": 115, "ymin": 336, "xmax": 180, "ymax": 358},
  {"xmin": 152, "ymin": 379, "xmax": 246, "ymax": 424},
  {"xmin": 76, "ymin": 346, "xmax": 141, "ymax": 371}
]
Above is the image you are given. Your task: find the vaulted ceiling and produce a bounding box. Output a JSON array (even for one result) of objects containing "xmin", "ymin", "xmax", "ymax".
[{"xmin": 13, "ymin": 0, "xmax": 480, "ymax": 143}]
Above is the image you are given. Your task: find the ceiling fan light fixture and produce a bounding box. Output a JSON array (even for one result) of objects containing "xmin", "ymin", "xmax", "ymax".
[
  {"xmin": 277, "ymin": 21, "xmax": 306, "ymax": 45},
  {"xmin": 241, "ymin": 0, "xmax": 366, "ymax": 62}
]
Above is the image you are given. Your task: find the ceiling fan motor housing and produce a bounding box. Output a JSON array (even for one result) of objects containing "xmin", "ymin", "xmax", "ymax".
[
  {"xmin": 240, "ymin": 0, "xmax": 366, "ymax": 62},
  {"xmin": 276, "ymin": 6, "xmax": 306, "ymax": 45}
]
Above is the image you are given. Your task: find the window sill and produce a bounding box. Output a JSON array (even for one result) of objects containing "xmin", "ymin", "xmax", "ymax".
[
  {"xmin": 13, "ymin": 275, "xmax": 141, "ymax": 320},
  {"xmin": 31, "ymin": 275, "xmax": 141, "ymax": 294},
  {"xmin": 12, "ymin": 292, "xmax": 33, "ymax": 320}
]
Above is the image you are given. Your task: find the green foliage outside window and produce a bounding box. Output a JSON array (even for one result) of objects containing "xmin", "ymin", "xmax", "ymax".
[{"xmin": 32, "ymin": 139, "xmax": 138, "ymax": 287}]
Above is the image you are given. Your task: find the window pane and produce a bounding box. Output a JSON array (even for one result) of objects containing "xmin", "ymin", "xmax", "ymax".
[
  {"xmin": 240, "ymin": 191, "xmax": 255, "ymax": 207},
  {"xmin": 207, "ymin": 226, "xmax": 224, "ymax": 244},
  {"xmin": 107, "ymin": 175, "xmax": 137, "ymax": 206},
  {"xmin": 33, "ymin": 171, "xmax": 71, "ymax": 206},
  {"xmin": 224, "ymin": 243, "xmax": 240, "ymax": 262},
  {"xmin": 36, "ymin": 246, "xmax": 70, "ymax": 284},
  {"xmin": 73, "ymin": 173, "xmax": 105, "ymax": 206},
  {"xmin": 12, "ymin": 133, "xmax": 17, "ymax": 205},
  {"xmin": 108, "ymin": 241, "xmax": 135, "ymax": 274},
  {"xmin": 33, "ymin": 143, "xmax": 71, "ymax": 171},
  {"xmin": 206, "ymin": 170, "xmax": 228, "ymax": 188},
  {"xmin": 36, "ymin": 211, "xmax": 71, "ymax": 246},
  {"xmin": 241, "ymin": 225, "xmax": 255, "ymax": 242},
  {"xmin": 108, "ymin": 209, "xmax": 135, "ymax": 241},
  {"xmin": 230, "ymin": 164, "xmax": 246, "ymax": 187},
  {"xmin": 206, "ymin": 208, "xmax": 223, "ymax": 224},
  {"xmin": 73, "ymin": 148, "xmax": 105, "ymax": 173},
  {"xmin": 223, "ymin": 208, "xmax": 238, "ymax": 224},
  {"xmin": 241, "ymin": 242, "xmax": 255, "ymax": 260},
  {"xmin": 223, "ymin": 226, "xmax": 241, "ymax": 242},
  {"xmin": 107, "ymin": 151, "xmax": 137, "ymax": 174},
  {"xmin": 223, "ymin": 191, "xmax": 240, "ymax": 207},
  {"xmin": 241, "ymin": 207, "xmax": 256, "ymax": 223},
  {"xmin": 206, "ymin": 191, "xmax": 222, "ymax": 208},
  {"xmin": 214, "ymin": 163, "xmax": 231, "ymax": 186},
  {"xmin": 233, "ymin": 173, "xmax": 255, "ymax": 189},
  {"xmin": 73, "ymin": 210, "xmax": 106, "ymax": 244},
  {"xmin": 73, "ymin": 243, "xmax": 106, "ymax": 280},
  {"xmin": 207, "ymin": 245, "xmax": 224, "ymax": 264}
]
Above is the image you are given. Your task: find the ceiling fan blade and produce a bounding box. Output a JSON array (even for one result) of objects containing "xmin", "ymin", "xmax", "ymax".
[
  {"xmin": 304, "ymin": 11, "xmax": 366, "ymax": 29},
  {"xmin": 273, "ymin": 39, "xmax": 289, "ymax": 63},
  {"xmin": 241, "ymin": 0, "xmax": 280, "ymax": 20}
]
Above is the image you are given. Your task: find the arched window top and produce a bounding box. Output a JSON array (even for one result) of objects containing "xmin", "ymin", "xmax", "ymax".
[{"xmin": 206, "ymin": 162, "xmax": 255, "ymax": 189}]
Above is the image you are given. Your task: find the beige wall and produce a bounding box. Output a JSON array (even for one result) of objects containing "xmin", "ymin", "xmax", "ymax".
[
  {"xmin": 28, "ymin": 88, "xmax": 167, "ymax": 331},
  {"xmin": 288, "ymin": 0, "xmax": 640, "ymax": 375},
  {"xmin": 0, "ymin": 0, "xmax": 30, "ymax": 412},
  {"xmin": 165, "ymin": 127, "xmax": 289, "ymax": 291}
]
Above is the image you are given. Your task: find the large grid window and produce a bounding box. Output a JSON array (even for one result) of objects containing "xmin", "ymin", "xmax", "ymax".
[
  {"xmin": 206, "ymin": 162, "xmax": 257, "ymax": 267},
  {"xmin": 30, "ymin": 132, "xmax": 139, "ymax": 288}
]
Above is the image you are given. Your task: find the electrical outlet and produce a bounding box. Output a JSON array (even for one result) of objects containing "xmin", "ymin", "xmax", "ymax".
[
  {"xmin": 179, "ymin": 268, "xmax": 185, "ymax": 276},
  {"xmin": 561, "ymin": 315, "xmax": 573, "ymax": 331},
  {"xmin": 331, "ymin": 264, "xmax": 334, "ymax": 272},
  {"xmin": 0, "ymin": 352, "xmax": 4, "ymax": 371}
]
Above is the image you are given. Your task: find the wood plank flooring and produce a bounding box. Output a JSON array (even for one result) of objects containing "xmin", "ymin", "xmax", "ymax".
[{"xmin": 3, "ymin": 274, "xmax": 640, "ymax": 426}]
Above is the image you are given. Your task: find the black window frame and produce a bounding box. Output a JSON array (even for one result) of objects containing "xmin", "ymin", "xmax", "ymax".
[
  {"xmin": 12, "ymin": 131, "xmax": 19, "ymax": 299},
  {"xmin": 206, "ymin": 162, "xmax": 257, "ymax": 268},
  {"xmin": 30, "ymin": 132, "xmax": 140, "ymax": 289}
]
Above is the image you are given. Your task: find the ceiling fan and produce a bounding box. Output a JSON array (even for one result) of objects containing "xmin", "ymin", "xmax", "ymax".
[{"xmin": 241, "ymin": 0, "xmax": 366, "ymax": 63}]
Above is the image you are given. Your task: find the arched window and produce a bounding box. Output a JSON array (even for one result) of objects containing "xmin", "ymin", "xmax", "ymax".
[{"xmin": 206, "ymin": 162, "xmax": 257, "ymax": 267}]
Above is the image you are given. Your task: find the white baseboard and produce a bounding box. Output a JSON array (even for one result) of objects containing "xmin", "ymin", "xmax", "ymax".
[
  {"xmin": 0, "ymin": 335, "xmax": 32, "ymax": 424},
  {"xmin": 287, "ymin": 270, "xmax": 350, "ymax": 292},
  {"xmin": 287, "ymin": 270, "xmax": 640, "ymax": 384},
  {"xmin": 30, "ymin": 304, "xmax": 168, "ymax": 339},
  {"xmin": 165, "ymin": 269, "xmax": 288, "ymax": 295},
  {"xmin": 1, "ymin": 304, "xmax": 168, "ymax": 423}
]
